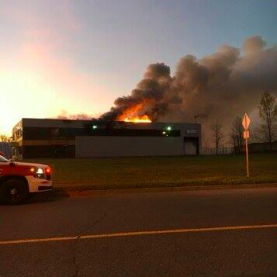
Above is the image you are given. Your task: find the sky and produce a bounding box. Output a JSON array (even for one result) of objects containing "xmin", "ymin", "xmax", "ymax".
[{"xmin": 0, "ymin": 0, "xmax": 277, "ymax": 135}]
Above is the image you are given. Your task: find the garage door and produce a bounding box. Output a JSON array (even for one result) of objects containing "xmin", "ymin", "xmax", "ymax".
[{"xmin": 184, "ymin": 138, "xmax": 198, "ymax": 155}]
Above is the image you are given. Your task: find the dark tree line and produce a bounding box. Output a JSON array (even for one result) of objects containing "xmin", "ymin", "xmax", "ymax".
[
  {"xmin": 210, "ymin": 91, "xmax": 277, "ymax": 155},
  {"xmin": 229, "ymin": 91, "xmax": 277, "ymax": 153},
  {"xmin": 230, "ymin": 116, "xmax": 244, "ymax": 154},
  {"xmin": 258, "ymin": 91, "xmax": 277, "ymax": 151}
]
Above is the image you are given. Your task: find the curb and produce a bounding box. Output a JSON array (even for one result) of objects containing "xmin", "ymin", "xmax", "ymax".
[{"xmin": 49, "ymin": 183, "xmax": 277, "ymax": 198}]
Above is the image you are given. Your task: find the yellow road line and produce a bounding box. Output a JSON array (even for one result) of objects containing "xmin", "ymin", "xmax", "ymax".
[
  {"xmin": 1, "ymin": 223, "xmax": 277, "ymax": 246},
  {"xmin": 81, "ymin": 223, "xmax": 277, "ymax": 239},
  {"xmin": 0, "ymin": 236, "xmax": 78, "ymax": 245}
]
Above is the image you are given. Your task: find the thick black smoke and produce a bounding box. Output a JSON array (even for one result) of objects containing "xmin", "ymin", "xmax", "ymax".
[
  {"xmin": 100, "ymin": 63, "xmax": 172, "ymax": 121},
  {"xmin": 101, "ymin": 36, "xmax": 277, "ymax": 144}
]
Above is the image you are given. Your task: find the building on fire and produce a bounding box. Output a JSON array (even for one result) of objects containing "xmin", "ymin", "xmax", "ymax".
[{"xmin": 12, "ymin": 118, "xmax": 201, "ymax": 159}]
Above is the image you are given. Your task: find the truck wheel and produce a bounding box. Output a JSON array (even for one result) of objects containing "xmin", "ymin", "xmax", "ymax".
[{"xmin": 0, "ymin": 179, "xmax": 29, "ymax": 205}]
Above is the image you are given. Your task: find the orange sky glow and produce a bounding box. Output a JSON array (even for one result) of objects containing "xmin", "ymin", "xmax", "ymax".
[
  {"xmin": 0, "ymin": 43, "xmax": 110, "ymax": 135},
  {"xmin": 0, "ymin": 0, "xmax": 113, "ymax": 135}
]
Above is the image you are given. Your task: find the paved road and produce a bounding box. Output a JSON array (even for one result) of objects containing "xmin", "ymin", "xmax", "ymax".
[{"xmin": 0, "ymin": 187, "xmax": 277, "ymax": 277}]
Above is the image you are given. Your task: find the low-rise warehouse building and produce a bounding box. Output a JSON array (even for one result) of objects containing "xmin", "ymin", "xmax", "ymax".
[{"xmin": 12, "ymin": 118, "xmax": 201, "ymax": 159}]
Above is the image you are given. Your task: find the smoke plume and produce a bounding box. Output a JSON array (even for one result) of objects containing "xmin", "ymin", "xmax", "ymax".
[
  {"xmin": 100, "ymin": 63, "xmax": 172, "ymax": 121},
  {"xmin": 57, "ymin": 110, "xmax": 95, "ymax": 120},
  {"xmin": 101, "ymin": 36, "xmax": 277, "ymax": 144}
]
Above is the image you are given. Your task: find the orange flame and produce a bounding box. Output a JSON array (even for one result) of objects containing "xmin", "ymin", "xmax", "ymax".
[
  {"xmin": 124, "ymin": 115, "xmax": 152, "ymax": 123},
  {"xmin": 117, "ymin": 103, "xmax": 152, "ymax": 123}
]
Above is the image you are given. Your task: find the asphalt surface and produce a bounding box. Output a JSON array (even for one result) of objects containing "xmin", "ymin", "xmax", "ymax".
[{"xmin": 0, "ymin": 186, "xmax": 277, "ymax": 277}]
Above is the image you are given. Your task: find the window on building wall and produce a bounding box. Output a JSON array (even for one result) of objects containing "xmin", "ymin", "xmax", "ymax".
[{"xmin": 51, "ymin": 128, "xmax": 60, "ymax": 137}]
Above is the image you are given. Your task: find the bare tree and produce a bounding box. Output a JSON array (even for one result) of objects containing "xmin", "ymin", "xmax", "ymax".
[
  {"xmin": 230, "ymin": 131, "xmax": 237, "ymax": 154},
  {"xmin": 230, "ymin": 116, "xmax": 243, "ymax": 154},
  {"xmin": 211, "ymin": 122, "xmax": 224, "ymax": 155},
  {"xmin": 258, "ymin": 91, "xmax": 277, "ymax": 150}
]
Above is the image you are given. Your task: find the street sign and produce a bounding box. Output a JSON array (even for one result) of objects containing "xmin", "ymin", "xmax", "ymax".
[{"xmin": 242, "ymin": 113, "xmax": 251, "ymax": 130}]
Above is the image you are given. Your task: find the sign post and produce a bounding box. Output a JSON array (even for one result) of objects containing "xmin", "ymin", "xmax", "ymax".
[{"xmin": 242, "ymin": 113, "xmax": 251, "ymax": 178}]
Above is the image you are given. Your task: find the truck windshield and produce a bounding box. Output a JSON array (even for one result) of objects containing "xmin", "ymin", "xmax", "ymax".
[{"xmin": 0, "ymin": 155, "xmax": 9, "ymax": 162}]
